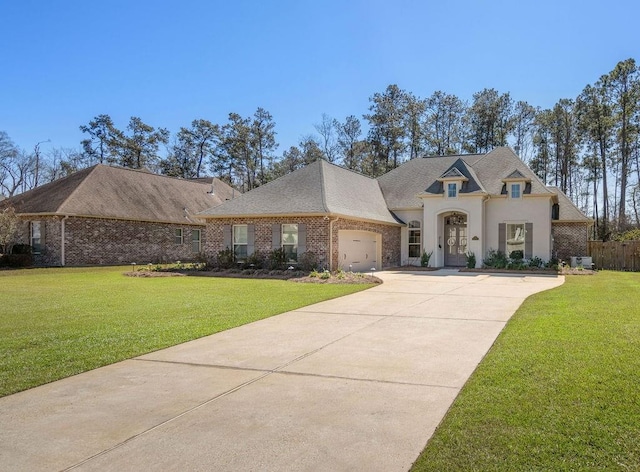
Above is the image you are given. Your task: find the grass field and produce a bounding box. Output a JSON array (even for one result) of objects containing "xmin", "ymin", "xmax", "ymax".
[
  {"xmin": 0, "ymin": 266, "xmax": 373, "ymax": 397},
  {"xmin": 412, "ymin": 271, "xmax": 640, "ymax": 471}
]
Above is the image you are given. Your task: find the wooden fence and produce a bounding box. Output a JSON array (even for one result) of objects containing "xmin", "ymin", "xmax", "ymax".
[{"xmin": 588, "ymin": 240, "xmax": 640, "ymax": 271}]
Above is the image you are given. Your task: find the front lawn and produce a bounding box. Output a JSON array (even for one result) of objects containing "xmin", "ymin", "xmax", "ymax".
[
  {"xmin": 0, "ymin": 266, "xmax": 373, "ymax": 397},
  {"xmin": 412, "ymin": 271, "xmax": 640, "ymax": 471}
]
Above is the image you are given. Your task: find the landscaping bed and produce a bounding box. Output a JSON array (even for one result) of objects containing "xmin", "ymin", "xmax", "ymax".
[{"xmin": 126, "ymin": 268, "xmax": 381, "ymax": 284}]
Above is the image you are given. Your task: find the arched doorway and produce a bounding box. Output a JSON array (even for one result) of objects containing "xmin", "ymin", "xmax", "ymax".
[{"xmin": 444, "ymin": 213, "xmax": 467, "ymax": 267}]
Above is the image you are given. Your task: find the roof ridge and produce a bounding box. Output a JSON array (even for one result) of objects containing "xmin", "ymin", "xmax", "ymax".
[
  {"xmin": 57, "ymin": 165, "xmax": 101, "ymax": 214},
  {"xmin": 318, "ymin": 159, "xmax": 330, "ymax": 213}
]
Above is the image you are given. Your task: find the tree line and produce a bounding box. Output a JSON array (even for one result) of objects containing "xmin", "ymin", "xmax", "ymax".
[{"xmin": 1, "ymin": 58, "xmax": 639, "ymax": 238}]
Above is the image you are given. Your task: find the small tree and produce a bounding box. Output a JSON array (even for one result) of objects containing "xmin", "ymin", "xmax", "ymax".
[{"xmin": 0, "ymin": 206, "xmax": 19, "ymax": 254}]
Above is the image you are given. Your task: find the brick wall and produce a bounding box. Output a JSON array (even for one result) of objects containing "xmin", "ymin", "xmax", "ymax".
[
  {"xmin": 204, "ymin": 216, "xmax": 402, "ymax": 270},
  {"xmin": 16, "ymin": 216, "xmax": 206, "ymax": 266},
  {"xmin": 204, "ymin": 216, "xmax": 332, "ymax": 267},
  {"xmin": 552, "ymin": 222, "xmax": 589, "ymax": 261}
]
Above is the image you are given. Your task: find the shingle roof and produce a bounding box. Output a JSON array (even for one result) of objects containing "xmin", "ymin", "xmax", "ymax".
[
  {"xmin": 199, "ymin": 160, "xmax": 401, "ymax": 225},
  {"xmin": 504, "ymin": 169, "xmax": 529, "ymax": 180},
  {"xmin": 378, "ymin": 147, "xmax": 553, "ymax": 209},
  {"xmin": 2, "ymin": 165, "xmax": 236, "ymax": 224},
  {"xmin": 549, "ymin": 187, "xmax": 593, "ymax": 223}
]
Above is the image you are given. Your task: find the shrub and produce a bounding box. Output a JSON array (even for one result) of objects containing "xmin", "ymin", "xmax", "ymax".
[
  {"xmin": 320, "ymin": 269, "xmax": 331, "ymax": 280},
  {"xmin": 465, "ymin": 252, "xmax": 476, "ymax": 269},
  {"xmin": 11, "ymin": 244, "xmax": 32, "ymax": 255},
  {"xmin": 216, "ymin": 248, "xmax": 235, "ymax": 269},
  {"xmin": 546, "ymin": 257, "xmax": 560, "ymax": 270},
  {"xmin": 420, "ymin": 250, "xmax": 432, "ymax": 267},
  {"xmin": 268, "ymin": 248, "xmax": 287, "ymax": 270},
  {"xmin": 1, "ymin": 253, "xmax": 33, "ymax": 268},
  {"xmin": 529, "ymin": 256, "xmax": 545, "ymax": 268},
  {"xmin": 509, "ymin": 250, "xmax": 524, "ymax": 261},
  {"xmin": 298, "ymin": 251, "xmax": 318, "ymax": 272},
  {"xmin": 245, "ymin": 250, "xmax": 266, "ymax": 269},
  {"xmin": 309, "ymin": 269, "xmax": 319, "ymax": 278},
  {"xmin": 484, "ymin": 249, "xmax": 508, "ymax": 269}
]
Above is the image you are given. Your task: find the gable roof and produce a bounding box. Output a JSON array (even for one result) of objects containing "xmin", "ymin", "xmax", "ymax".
[
  {"xmin": 198, "ymin": 159, "xmax": 401, "ymax": 225},
  {"xmin": 378, "ymin": 147, "xmax": 553, "ymax": 209},
  {"xmin": 549, "ymin": 187, "xmax": 593, "ymax": 223},
  {"xmin": 2, "ymin": 164, "xmax": 236, "ymax": 224},
  {"xmin": 504, "ymin": 169, "xmax": 530, "ymax": 181}
]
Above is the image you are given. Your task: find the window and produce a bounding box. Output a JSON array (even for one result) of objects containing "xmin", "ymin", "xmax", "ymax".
[
  {"xmin": 174, "ymin": 228, "xmax": 183, "ymax": 244},
  {"xmin": 233, "ymin": 225, "xmax": 247, "ymax": 260},
  {"xmin": 511, "ymin": 183, "xmax": 521, "ymax": 199},
  {"xmin": 447, "ymin": 182, "xmax": 457, "ymax": 198},
  {"xmin": 282, "ymin": 224, "xmax": 298, "ymax": 262},
  {"xmin": 408, "ymin": 220, "xmax": 421, "ymax": 258},
  {"xmin": 191, "ymin": 229, "xmax": 201, "ymax": 253},
  {"xmin": 31, "ymin": 221, "xmax": 42, "ymax": 254},
  {"xmin": 506, "ymin": 223, "xmax": 525, "ymax": 257}
]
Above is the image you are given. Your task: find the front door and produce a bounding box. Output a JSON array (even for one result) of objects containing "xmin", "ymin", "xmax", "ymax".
[{"xmin": 444, "ymin": 214, "xmax": 467, "ymax": 267}]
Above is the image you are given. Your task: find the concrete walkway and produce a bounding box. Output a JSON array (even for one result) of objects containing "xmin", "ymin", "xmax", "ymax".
[{"xmin": 0, "ymin": 270, "xmax": 563, "ymax": 472}]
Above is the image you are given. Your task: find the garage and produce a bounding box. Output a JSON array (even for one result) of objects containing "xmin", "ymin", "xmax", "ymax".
[{"xmin": 338, "ymin": 230, "xmax": 381, "ymax": 272}]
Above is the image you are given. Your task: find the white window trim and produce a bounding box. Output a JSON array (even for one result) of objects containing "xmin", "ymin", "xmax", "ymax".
[
  {"xmin": 510, "ymin": 183, "xmax": 522, "ymax": 199},
  {"xmin": 408, "ymin": 220, "xmax": 421, "ymax": 259},
  {"xmin": 446, "ymin": 182, "xmax": 458, "ymax": 199},
  {"xmin": 31, "ymin": 221, "xmax": 42, "ymax": 255},
  {"xmin": 282, "ymin": 223, "xmax": 298, "ymax": 262},
  {"xmin": 191, "ymin": 229, "xmax": 201, "ymax": 253},
  {"xmin": 505, "ymin": 222, "xmax": 526, "ymax": 257},
  {"xmin": 233, "ymin": 224, "xmax": 248, "ymax": 260}
]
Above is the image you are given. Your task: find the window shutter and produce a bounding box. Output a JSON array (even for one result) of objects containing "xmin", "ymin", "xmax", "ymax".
[
  {"xmin": 272, "ymin": 224, "xmax": 281, "ymax": 249},
  {"xmin": 525, "ymin": 223, "xmax": 533, "ymax": 259},
  {"xmin": 41, "ymin": 222, "xmax": 46, "ymax": 248},
  {"xmin": 223, "ymin": 225, "xmax": 231, "ymax": 249},
  {"xmin": 498, "ymin": 223, "xmax": 506, "ymax": 254},
  {"xmin": 247, "ymin": 224, "xmax": 255, "ymax": 256},
  {"xmin": 297, "ymin": 224, "xmax": 307, "ymax": 257}
]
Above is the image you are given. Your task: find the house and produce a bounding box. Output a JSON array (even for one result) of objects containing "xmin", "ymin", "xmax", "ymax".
[
  {"xmin": 1, "ymin": 164, "xmax": 236, "ymax": 266},
  {"xmin": 199, "ymin": 147, "xmax": 592, "ymax": 269}
]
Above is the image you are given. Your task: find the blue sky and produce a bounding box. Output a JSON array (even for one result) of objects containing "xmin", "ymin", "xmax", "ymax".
[{"xmin": 1, "ymin": 0, "xmax": 638, "ymax": 157}]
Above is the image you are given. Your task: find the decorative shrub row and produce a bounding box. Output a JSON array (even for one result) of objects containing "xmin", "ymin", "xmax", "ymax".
[
  {"xmin": 482, "ymin": 249, "xmax": 558, "ymax": 270},
  {"xmin": 0, "ymin": 244, "xmax": 34, "ymax": 268},
  {"xmin": 211, "ymin": 249, "xmax": 320, "ymax": 272}
]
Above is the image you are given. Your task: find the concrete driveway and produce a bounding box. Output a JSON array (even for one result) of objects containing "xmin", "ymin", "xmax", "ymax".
[{"xmin": 0, "ymin": 270, "xmax": 563, "ymax": 472}]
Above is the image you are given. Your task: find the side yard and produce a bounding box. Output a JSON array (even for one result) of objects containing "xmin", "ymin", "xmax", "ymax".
[
  {"xmin": 412, "ymin": 271, "xmax": 640, "ymax": 471},
  {"xmin": 0, "ymin": 267, "xmax": 373, "ymax": 397}
]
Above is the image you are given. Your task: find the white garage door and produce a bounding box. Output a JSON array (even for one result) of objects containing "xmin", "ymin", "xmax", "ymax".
[{"xmin": 338, "ymin": 230, "xmax": 380, "ymax": 272}]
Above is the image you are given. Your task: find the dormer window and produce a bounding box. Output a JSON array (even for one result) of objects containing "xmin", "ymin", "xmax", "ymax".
[
  {"xmin": 510, "ymin": 183, "xmax": 521, "ymax": 199},
  {"xmin": 502, "ymin": 169, "xmax": 530, "ymax": 200},
  {"xmin": 447, "ymin": 182, "xmax": 457, "ymax": 198}
]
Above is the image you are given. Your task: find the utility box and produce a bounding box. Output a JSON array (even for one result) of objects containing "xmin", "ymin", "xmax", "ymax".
[{"xmin": 570, "ymin": 256, "xmax": 592, "ymax": 268}]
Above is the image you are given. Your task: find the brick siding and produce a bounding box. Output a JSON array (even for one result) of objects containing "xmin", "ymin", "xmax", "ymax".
[
  {"xmin": 552, "ymin": 222, "xmax": 589, "ymax": 261},
  {"xmin": 16, "ymin": 216, "xmax": 206, "ymax": 266},
  {"xmin": 204, "ymin": 216, "xmax": 401, "ymax": 270}
]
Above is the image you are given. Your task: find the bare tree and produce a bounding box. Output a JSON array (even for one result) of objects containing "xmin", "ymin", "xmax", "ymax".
[{"xmin": 314, "ymin": 113, "xmax": 339, "ymax": 162}]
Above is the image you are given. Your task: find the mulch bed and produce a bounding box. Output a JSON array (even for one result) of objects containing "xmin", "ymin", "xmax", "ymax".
[{"xmin": 124, "ymin": 269, "xmax": 381, "ymax": 284}]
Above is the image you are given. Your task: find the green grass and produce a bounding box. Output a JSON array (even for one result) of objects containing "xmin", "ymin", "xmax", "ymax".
[
  {"xmin": 412, "ymin": 271, "xmax": 640, "ymax": 471},
  {"xmin": 0, "ymin": 266, "xmax": 373, "ymax": 397}
]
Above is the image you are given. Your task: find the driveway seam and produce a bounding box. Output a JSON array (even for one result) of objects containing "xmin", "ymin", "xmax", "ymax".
[{"xmin": 67, "ymin": 314, "xmax": 388, "ymax": 470}]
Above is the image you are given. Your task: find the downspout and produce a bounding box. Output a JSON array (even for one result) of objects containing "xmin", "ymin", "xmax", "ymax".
[
  {"xmin": 482, "ymin": 195, "xmax": 490, "ymax": 265},
  {"xmin": 61, "ymin": 215, "xmax": 69, "ymax": 267},
  {"xmin": 328, "ymin": 216, "xmax": 339, "ymax": 271}
]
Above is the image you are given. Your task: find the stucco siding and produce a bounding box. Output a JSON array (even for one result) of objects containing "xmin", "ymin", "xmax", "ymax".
[{"xmin": 485, "ymin": 196, "xmax": 553, "ymax": 261}]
